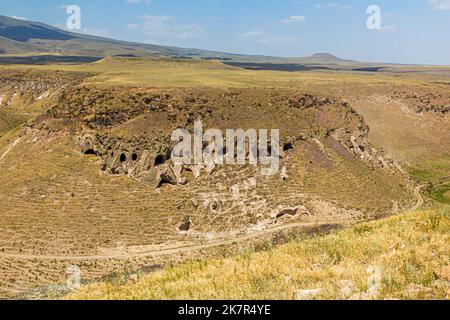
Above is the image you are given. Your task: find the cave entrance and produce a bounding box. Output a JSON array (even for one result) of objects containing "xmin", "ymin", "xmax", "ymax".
[
  {"xmin": 154, "ymin": 154, "xmax": 166, "ymax": 166},
  {"xmin": 283, "ymin": 142, "xmax": 294, "ymax": 152},
  {"xmin": 84, "ymin": 149, "xmax": 96, "ymax": 155}
]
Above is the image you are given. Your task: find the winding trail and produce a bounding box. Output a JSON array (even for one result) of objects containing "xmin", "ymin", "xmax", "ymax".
[
  {"xmin": 410, "ymin": 184, "xmax": 425, "ymax": 212},
  {"xmin": 0, "ymin": 185, "xmax": 425, "ymax": 261}
]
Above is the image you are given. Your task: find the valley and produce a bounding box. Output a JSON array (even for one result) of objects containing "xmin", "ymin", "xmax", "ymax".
[{"xmin": 0, "ymin": 56, "xmax": 449, "ymax": 299}]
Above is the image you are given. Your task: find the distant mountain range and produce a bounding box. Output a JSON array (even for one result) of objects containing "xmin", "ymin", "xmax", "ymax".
[{"xmin": 0, "ymin": 15, "xmax": 349, "ymax": 63}]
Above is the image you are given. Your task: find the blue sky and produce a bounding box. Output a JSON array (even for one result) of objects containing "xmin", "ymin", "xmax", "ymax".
[{"xmin": 2, "ymin": 0, "xmax": 450, "ymax": 64}]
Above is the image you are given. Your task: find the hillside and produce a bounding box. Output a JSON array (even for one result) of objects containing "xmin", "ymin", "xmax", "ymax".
[
  {"xmin": 0, "ymin": 15, "xmax": 358, "ymax": 64},
  {"xmin": 0, "ymin": 57, "xmax": 448, "ymax": 299},
  {"xmin": 0, "ymin": 15, "xmax": 276, "ymax": 61},
  {"xmin": 67, "ymin": 207, "xmax": 450, "ymax": 300},
  {"xmin": 0, "ymin": 0, "xmax": 449, "ymax": 303}
]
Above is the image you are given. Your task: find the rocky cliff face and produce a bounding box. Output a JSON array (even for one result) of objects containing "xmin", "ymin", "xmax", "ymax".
[
  {"xmin": 333, "ymin": 128, "xmax": 402, "ymax": 172},
  {"xmin": 0, "ymin": 69, "xmax": 90, "ymax": 107},
  {"xmin": 67, "ymin": 87, "xmax": 408, "ymax": 192},
  {"xmin": 75, "ymin": 132, "xmax": 174, "ymax": 187}
]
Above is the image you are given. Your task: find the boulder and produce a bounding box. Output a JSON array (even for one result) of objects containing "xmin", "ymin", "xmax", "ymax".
[{"xmin": 141, "ymin": 163, "xmax": 177, "ymax": 188}]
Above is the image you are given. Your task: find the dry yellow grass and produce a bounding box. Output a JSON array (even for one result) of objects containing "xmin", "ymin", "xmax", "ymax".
[
  {"xmin": 1, "ymin": 58, "xmax": 448, "ymax": 299},
  {"xmin": 68, "ymin": 207, "xmax": 449, "ymax": 300},
  {"xmin": 0, "ymin": 57, "xmax": 429, "ymax": 88}
]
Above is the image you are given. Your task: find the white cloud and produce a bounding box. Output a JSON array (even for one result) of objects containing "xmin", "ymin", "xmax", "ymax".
[
  {"xmin": 173, "ymin": 24, "xmax": 204, "ymax": 40},
  {"xmin": 11, "ymin": 15, "xmax": 27, "ymax": 20},
  {"xmin": 239, "ymin": 27, "xmax": 300, "ymax": 44},
  {"xmin": 130, "ymin": 15, "xmax": 204, "ymax": 40},
  {"xmin": 239, "ymin": 27, "xmax": 266, "ymax": 38},
  {"xmin": 267, "ymin": 36, "xmax": 301, "ymax": 44},
  {"xmin": 281, "ymin": 15, "xmax": 305, "ymax": 24},
  {"xmin": 429, "ymin": 0, "xmax": 450, "ymax": 10},
  {"xmin": 126, "ymin": 23, "xmax": 139, "ymax": 30},
  {"xmin": 314, "ymin": 3, "xmax": 352, "ymax": 10}
]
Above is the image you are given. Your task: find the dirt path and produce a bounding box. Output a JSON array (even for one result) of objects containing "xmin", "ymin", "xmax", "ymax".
[
  {"xmin": 0, "ymin": 137, "xmax": 21, "ymax": 162},
  {"xmin": 0, "ymin": 185, "xmax": 425, "ymax": 261},
  {"xmin": 410, "ymin": 185, "xmax": 425, "ymax": 212},
  {"xmin": 0, "ymin": 218, "xmax": 364, "ymax": 261}
]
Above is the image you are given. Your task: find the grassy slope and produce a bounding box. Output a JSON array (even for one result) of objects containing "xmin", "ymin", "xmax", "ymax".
[
  {"xmin": 0, "ymin": 93, "xmax": 49, "ymax": 137},
  {"xmin": 68, "ymin": 207, "xmax": 449, "ymax": 300},
  {"xmin": 0, "ymin": 58, "xmax": 447, "ymax": 299},
  {"xmin": 0, "ymin": 109, "xmax": 26, "ymax": 136},
  {"xmin": 410, "ymin": 158, "xmax": 450, "ymax": 205}
]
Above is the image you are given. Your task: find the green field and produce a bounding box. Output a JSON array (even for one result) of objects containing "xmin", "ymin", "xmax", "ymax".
[{"xmin": 410, "ymin": 157, "xmax": 450, "ymax": 204}]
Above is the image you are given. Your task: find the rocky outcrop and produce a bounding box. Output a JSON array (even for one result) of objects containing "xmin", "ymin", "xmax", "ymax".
[
  {"xmin": 289, "ymin": 94, "xmax": 332, "ymax": 109},
  {"xmin": 332, "ymin": 128, "xmax": 401, "ymax": 172},
  {"xmin": 75, "ymin": 133, "xmax": 174, "ymax": 185},
  {"xmin": 71, "ymin": 89, "xmax": 408, "ymax": 191},
  {"xmin": 75, "ymin": 132, "xmax": 234, "ymax": 188},
  {"xmin": 48, "ymin": 87, "xmax": 179, "ymax": 129},
  {"xmin": 0, "ymin": 69, "xmax": 89, "ymax": 107},
  {"xmin": 414, "ymin": 104, "xmax": 450, "ymax": 115},
  {"xmin": 391, "ymin": 91, "xmax": 450, "ymax": 116}
]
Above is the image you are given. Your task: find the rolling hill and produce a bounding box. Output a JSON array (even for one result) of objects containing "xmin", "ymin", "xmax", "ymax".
[
  {"xmin": 1, "ymin": 13, "xmax": 449, "ymax": 301},
  {"xmin": 0, "ymin": 15, "xmax": 349, "ymax": 63},
  {"xmin": 0, "ymin": 15, "xmax": 275, "ymax": 61}
]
